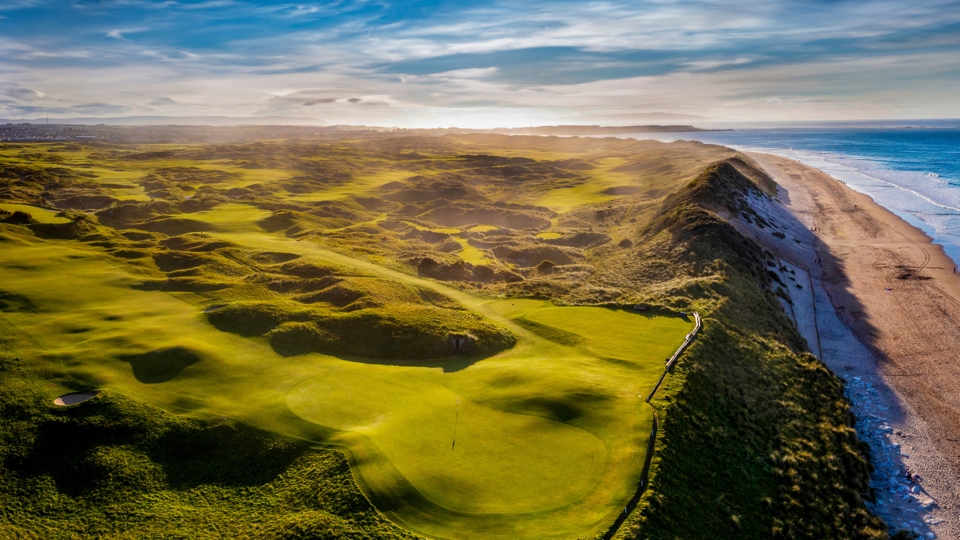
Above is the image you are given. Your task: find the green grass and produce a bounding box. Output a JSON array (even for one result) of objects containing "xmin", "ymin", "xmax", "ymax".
[
  {"xmin": 1, "ymin": 138, "xmax": 885, "ymax": 539},
  {"xmin": 283, "ymin": 170, "xmax": 413, "ymax": 202},
  {"xmin": 400, "ymin": 221, "xmax": 498, "ymax": 265},
  {"xmin": 0, "ymin": 218, "xmax": 691, "ymax": 539},
  {"xmin": 533, "ymin": 157, "xmax": 634, "ymax": 211},
  {"xmin": 287, "ymin": 362, "xmax": 607, "ymax": 514},
  {"xmin": 0, "ymin": 203, "xmax": 71, "ymax": 224},
  {"xmin": 401, "ymin": 221, "xmax": 490, "ymax": 264},
  {"xmin": 170, "ymin": 202, "xmax": 274, "ymax": 233},
  {"xmin": 402, "ymin": 221, "xmax": 461, "ymax": 235},
  {"xmin": 455, "ymin": 237, "xmax": 491, "ymax": 264}
]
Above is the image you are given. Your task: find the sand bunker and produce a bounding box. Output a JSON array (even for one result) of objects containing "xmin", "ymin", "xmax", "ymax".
[{"xmin": 53, "ymin": 391, "xmax": 100, "ymax": 406}]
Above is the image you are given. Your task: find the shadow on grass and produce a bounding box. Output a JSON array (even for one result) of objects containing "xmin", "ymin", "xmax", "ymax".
[
  {"xmin": 119, "ymin": 347, "xmax": 200, "ymax": 384},
  {"xmin": 271, "ymin": 335, "xmax": 498, "ymax": 373},
  {"xmin": 10, "ymin": 393, "xmax": 310, "ymax": 498}
]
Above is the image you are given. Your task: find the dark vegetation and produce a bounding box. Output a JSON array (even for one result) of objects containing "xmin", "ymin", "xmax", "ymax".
[{"xmin": 0, "ymin": 133, "xmax": 892, "ymax": 538}]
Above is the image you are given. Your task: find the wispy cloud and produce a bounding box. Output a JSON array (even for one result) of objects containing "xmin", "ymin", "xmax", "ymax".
[
  {"xmin": 106, "ymin": 27, "xmax": 148, "ymax": 40},
  {"xmin": 0, "ymin": 0, "xmax": 958, "ymax": 124}
]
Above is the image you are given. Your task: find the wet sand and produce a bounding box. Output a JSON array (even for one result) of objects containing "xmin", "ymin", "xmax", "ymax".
[{"xmin": 743, "ymin": 153, "xmax": 960, "ymax": 538}]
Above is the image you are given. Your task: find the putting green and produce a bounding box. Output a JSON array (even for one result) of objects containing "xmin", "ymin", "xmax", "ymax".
[
  {"xmin": 0, "ymin": 205, "xmax": 692, "ymax": 539},
  {"xmin": 288, "ymin": 364, "xmax": 606, "ymax": 514}
]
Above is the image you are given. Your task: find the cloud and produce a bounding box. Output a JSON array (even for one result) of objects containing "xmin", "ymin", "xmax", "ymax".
[
  {"xmin": 181, "ymin": 0, "xmax": 236, "ymax": 9},
  {"xmin": 0, "ymin": 101, "xmax": 132, "ymax": 118},
  {"xmin": 149, "ymin": 96, "xmax": 179, "ymax": 106},
  {"xmin": 0, "ymin": 0, "xmax": 958, "ymax": 124},
  {"xmin": 0, "ymin": 84, "xmax": 44, "ymax": 102},
  {"xmin": 106, "ymin": 28, "xmax": 147, "ymax": 40}
]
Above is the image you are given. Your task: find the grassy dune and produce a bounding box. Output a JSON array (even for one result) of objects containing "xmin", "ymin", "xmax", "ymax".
[
  {"xmin": 1, "ymin": 135, "xmax": 884, "ymax": 539},
  {"xmin": 0, "ymin": 215, "xmax": 690, "ymax": 538}
]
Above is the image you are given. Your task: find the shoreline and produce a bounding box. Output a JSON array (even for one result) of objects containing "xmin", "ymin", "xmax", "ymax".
[
  {"xmin": 745, "ymin": 152, "xmax": 960, "ymax": 539},
  {"xmin": 743, "ymin": 146, "xmax": 960, "ymax": 270},
  {"xmin": 617, "ymin": 130, "xmax": 960, "ymax": 272}
]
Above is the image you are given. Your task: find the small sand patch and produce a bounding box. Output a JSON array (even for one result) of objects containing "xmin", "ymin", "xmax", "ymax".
[{"xmin": 54, "ymin": 391, "xmax": 100, "ymax": 406}]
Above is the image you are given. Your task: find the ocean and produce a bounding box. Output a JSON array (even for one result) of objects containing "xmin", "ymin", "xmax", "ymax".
[{"xmin": 616, "ymin": 126, "xmax": 960, "ymax": 266}]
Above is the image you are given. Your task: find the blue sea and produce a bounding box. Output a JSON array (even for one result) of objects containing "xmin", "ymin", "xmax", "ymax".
[{"xmin": 616, "ymin": 125, "xmax": 960, "ymax": 265}]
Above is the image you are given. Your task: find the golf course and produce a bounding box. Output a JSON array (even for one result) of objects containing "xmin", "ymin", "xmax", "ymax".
[
  {"xmin": 0, "ymin": 133, "xmax": 891, "ymax": 540},
  {"xmin": 0, "ymin": 199, "xmax": 691, "ymax": 539}
]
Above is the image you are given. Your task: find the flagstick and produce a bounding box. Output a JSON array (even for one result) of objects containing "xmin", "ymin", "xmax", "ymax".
[{"xmin": 452, "ymin": 399, "xmax": 459, "ymax": 450}]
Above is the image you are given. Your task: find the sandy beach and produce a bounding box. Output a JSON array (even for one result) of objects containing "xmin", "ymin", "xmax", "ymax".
[{"xmin": 742, "ymin": 153, "xmax": 960, "ymax": 538}]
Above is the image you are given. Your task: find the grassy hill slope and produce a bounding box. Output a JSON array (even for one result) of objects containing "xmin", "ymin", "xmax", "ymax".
[{"xmin": 614, "ymin": 162, "xmax": 886, "ymax": 539}]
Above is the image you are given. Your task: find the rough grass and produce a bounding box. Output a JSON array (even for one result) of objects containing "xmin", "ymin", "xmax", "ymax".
[
  {"xmin": 0, "ymin": 333, "xmax": 415, "ymax": 540},
  {"xmin": 208, "ymin": 300, "xmax": 516, "ymax": 359},
  {"xmin": 613, "ymin": 161, "xmax": 887, "ymax": 540}
]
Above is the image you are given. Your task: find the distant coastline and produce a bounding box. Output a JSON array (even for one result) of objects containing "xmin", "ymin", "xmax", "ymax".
[
  {"xmin": 0, "ymin": 122, "xmax": 724, "ymax": 143},
  {"xmin": 485, "ymin": 124, "xmax": 729, "ymax": 135}
]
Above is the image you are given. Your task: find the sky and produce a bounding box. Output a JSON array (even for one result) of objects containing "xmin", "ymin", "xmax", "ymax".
[{"xmin": 1, "ymin": 0, "xmax": 959, "ymax": 128}]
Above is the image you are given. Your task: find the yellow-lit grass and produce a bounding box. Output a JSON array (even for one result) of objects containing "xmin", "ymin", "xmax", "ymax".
[
  {"xmin": 284, "ymin": 170, "xmax": 414, "ymax": 202},
  {"xmin": 0, "ymin": 203, "xmax": 71, "ymax": 224},
  {"xmin": 0, "ymin": 220, "xmax": 691, "ymax": 540}
]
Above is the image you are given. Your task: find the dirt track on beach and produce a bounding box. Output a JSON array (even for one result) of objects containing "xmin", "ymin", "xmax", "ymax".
[{"xmin": 750, "ymin": 153, "xmax": 960, "ymax": 537}]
